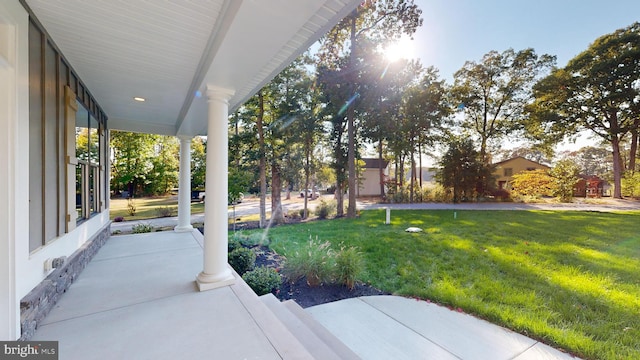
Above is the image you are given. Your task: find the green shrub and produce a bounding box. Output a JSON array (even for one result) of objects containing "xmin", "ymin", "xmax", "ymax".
[
  {"xmin": 315, "ymin": 200, "xmax": 335, "ymax": 219},
  {"xmin": 511, "ymin": 169, "xmax": 553, "ymax": 198},
  {"xmin": 155, "ymin": 206, "xmax": 174, "ymax": 217},
  {"xmin": 549, "ymin": 159, "xmax": 580, "ymax": 202},
  {"xmin": 228, "ymin": 237, "xmax": 242, "ymax": 253},
  {"xmin": 334, "ymin": 246, "xmax": 363, "ymax": 290},
  {"xmin": 231, "ymin": 231, "xmax": 269, "ymax": 247},
  {"xmin": 132, "ymin": 223, "xmax": 153, "ymax": 233},
  {"xmin": 423, "ymin": 184, "xmax": 452, "ymax": 203},
  {"xmin": 287, "ymin": 209, "xmax": 301, "ymax": 220},
  {"xmin": 228, "ymin": 247, "xmax": 256, "ymax": 275},
  {"xmin": 282, "ymin": 237, "xmax": 333, "ymax": 287},
  {"xmin": 622, "ymin": 171, "xmax": 640, "ymax": 197},
  {"xmin": 242, "ymin": 267, "xmax": 282, "ymax": 296}
]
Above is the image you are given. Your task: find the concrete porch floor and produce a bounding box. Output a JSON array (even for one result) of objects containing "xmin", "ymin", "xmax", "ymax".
[
  {"xmin": 31, "ymin": 230, "xmax": 316, "ymax": 359},
  {"xmin": 31, "ymin": 230, "xmax": 580, "ymax": 359}
]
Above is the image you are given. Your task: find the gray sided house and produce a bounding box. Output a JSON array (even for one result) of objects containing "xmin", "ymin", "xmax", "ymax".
[{"xmin": 0, "ymin": 0, "xmax": 361, "ymax": 341}]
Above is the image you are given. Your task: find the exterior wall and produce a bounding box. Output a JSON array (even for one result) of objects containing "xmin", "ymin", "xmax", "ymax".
[
  {"xmin": 0, "ymin": 1, "xmax": 112, "ymax": 340},
  {"xmin": 493, "ymin": 157, "xmax": 550, "ymax": 190},
  {"xmin": 358, "ymin": 168, "xmax": 387, "ymax": 196}
]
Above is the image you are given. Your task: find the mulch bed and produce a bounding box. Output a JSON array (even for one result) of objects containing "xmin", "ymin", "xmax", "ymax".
[
  {"xmin": 252, "ymin": 245, "xmax": 389, "ymax": 308},
  {"xmin": 202, "ymin": 219, "xmax": 389, "ymax": 308}
]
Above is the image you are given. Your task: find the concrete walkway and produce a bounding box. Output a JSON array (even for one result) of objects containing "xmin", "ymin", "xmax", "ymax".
[{"xmin": 308, "ymin": 296, "xmax": 579, "ymax": 360}]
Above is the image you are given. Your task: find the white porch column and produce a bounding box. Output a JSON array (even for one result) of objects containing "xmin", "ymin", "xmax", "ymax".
[
  {"xmin": 174, "ymin": 136, "xmax": 193, "ymax": 232},
  {"xmin": 0, "ymin": 0, "xmax": 24, "ymax": 339},
  {"xmin": 196, "ymin": 86, "xmax": 235, "ymax": 291}
]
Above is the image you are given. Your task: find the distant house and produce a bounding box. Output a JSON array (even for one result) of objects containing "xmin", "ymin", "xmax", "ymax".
[
  {"xmin": 574, "ymin": 175, "xmax": 610, "ymax": 197},
  {"xmin": 493, "ymin": 156, "xmax": 551, "ymax": 190},
  {"xmin": 358, "ymin": 158, "xmax": 389, "ymax": 196}
]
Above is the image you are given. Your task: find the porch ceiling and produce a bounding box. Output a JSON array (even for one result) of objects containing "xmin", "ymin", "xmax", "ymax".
[{"xmin": 24, "ymin": 0, "xmax": 359, "ymax": 136}]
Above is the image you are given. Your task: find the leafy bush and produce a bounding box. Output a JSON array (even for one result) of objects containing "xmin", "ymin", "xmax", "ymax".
[
  {"xmin": 488, "ymin": 188, "xmax": 512, "ymax": 202},
  {"xmin": 242, "ymin": 267, "xmax": 282, "ymax": 296},
  {"xmin": 334, "ymin": 246, "xmax": 363, "ymax": 290},
  {"xmin": 622, "ymin": 171, "xmax": 640, "ymax": 197},
  {"xmin": 228, "ymin": 247, "xmax": 256, "ymax": 275},
  {"xmin": 228, "ymin": 237, "xmax": 242, "ymax": 253},
  {"xmin": 287, "ymin": 209, "xmax": 301, "ymax": 220},
  {"xmin": 132, "ymin": 223, "xmax": 153, "ymax": 233},
  {"xmin": 231, "ymin": 231, "xmax": 269, "ymax": 247},
  {"xmin": 315, "ymin": 200, "xmax": 335, "ymax": 219},
  {"xmin": 511, "ymin": 169, "xmax": 553, "ymax": 198},
  {"xmin": 113, "ymin": 216, "xmax": 124, "ymax": 222},
  {"xmin": 422, "ymin": 184, "xmax": 453, "ymax": 203},
  {"xmin": 391, "ymin": 185, "xmax": 410, "ymax": 203},
  {"xmin": 155, "ymin": 206, "xmax": 174, "ymax": 217},
  {"xmin": 282, "ymin": 237, "xmax": 333, "ymax": 287},
  {"xmin": 550, "ymin": 159, "xmax": 580, "ymax": 202}
]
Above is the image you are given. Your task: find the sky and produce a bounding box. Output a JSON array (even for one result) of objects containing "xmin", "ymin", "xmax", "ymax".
[
  {"xmin": 409, "ymin": 0, "xmax": 640, "ymax": 82},
  {"xmin": 394, "ymin": 0, "xmax": 640, "ymax": 156}
]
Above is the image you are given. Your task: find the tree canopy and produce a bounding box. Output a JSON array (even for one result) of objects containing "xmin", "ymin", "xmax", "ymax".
[
  {"xmin": 451, "ymin": 48, "xmax": 555, "ymax": 164},
  {"xmin": 526, "ymin": 22, "xmax": 640, "ymax": 198}
]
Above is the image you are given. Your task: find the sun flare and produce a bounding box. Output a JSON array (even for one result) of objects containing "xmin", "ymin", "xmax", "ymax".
[{"xmin": 384, "ymin": 37, "xmax": 415, "ymax": 62}]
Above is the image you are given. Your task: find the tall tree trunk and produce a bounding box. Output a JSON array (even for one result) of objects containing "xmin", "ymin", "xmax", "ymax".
[
  {"xmin": 271, "ymin": 163, "xmax": 285, "ymax": 224},
  {"xmin": 629, "ymin": 123, "xmax": 639, "ymax": 173},
  {"xmin": 399, "ymin": 155, "xmax": 404, "ymax": 187},
  {"xmin": 418, "ymin": 140, "xmax": 423, "ymax": 189},
  {"xmin": 378, "ymin": 140, "xmax": 385, "ymax": 198},
  {"xmin": 257, "ymin": 91, "xmax": 267, "ymax": 228},
  {"xmin": 612, "ymin": 135, "xmax": 623, "ymax": 199},
  {"xmin": 334, "ymin": 123, "xmax": 345, "ymax": 217},
  {"xmin": 480, "ymin": 136, "xmax": 488, "ymax": 165},
  {"xmin": 303, "ymin": 138, "xmax": 311, "ymax": 218},
  {"xmin": 335, "ymin": 182, "xmax": 344, "ymax": 217},
  {"xmin": 234, "ymin": 112, "xmax": 240, "ymax": 168},
  {"xmin": 346, "ymin": 14, "xmax": 357, "ymax": 218},
  {"xmin": 410, "ymin": 144, "xmax": 416, "ymax": 203},
  {"xmin": 394, "ymin": 155, "xmax": 399, "ymax": 191}
]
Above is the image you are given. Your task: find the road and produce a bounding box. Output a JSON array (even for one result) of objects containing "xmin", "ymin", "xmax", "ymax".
[{"xmin": 110, "ymin": 195, "xmax": 640, "ymax": 233}]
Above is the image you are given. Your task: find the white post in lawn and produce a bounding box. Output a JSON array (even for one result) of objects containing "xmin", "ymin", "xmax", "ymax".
[
  {"xmin": 175, "ymin": 136, "xmax": 193, "ymax": 232},
  {"xmin": 196, "ymin": 86, "xmax": 235, "ymax": 291}
]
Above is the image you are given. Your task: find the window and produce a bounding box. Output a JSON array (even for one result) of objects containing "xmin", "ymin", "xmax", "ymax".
[
  {"xmin": 75, "ymin": 103, "xmax": 101, "ymax": 222},
  {"xmin": 504, "ymin": 168, "xmax": 513, "ymax": 177}
]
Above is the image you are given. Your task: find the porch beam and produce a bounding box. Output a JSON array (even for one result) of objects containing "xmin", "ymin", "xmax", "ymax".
[
  {"xmin": 174, "ymin": 136, "xmax": 193, "ymax": 233},
  {"xmin": 196, "ymin": 85, "xmax": 235, "ymax": 291}
]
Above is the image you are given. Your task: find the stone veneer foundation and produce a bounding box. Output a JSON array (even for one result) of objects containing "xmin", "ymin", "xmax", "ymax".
[{"xmin": 19, "ymin": 223, "xmax": 111, "ymax": 340}]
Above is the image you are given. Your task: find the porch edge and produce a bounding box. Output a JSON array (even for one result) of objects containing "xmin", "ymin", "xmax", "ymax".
[{"xmin": 18, "ymin": 222, "xmax": 112, "ymax": 340}]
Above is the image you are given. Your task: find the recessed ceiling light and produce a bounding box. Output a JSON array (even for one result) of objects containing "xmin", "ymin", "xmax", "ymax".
[{"xmin": 133, "ymin": 97, "xmax": 146, "ymax": 102}]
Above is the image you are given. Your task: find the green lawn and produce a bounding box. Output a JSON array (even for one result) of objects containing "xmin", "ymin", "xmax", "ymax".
[
  {"xmin": 109, "ymin": 196, "xmax": 204, "ymax": 220},
  {"xmin": 255, "ymin": 210, "xmax": 640, "ymax": 360}
]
